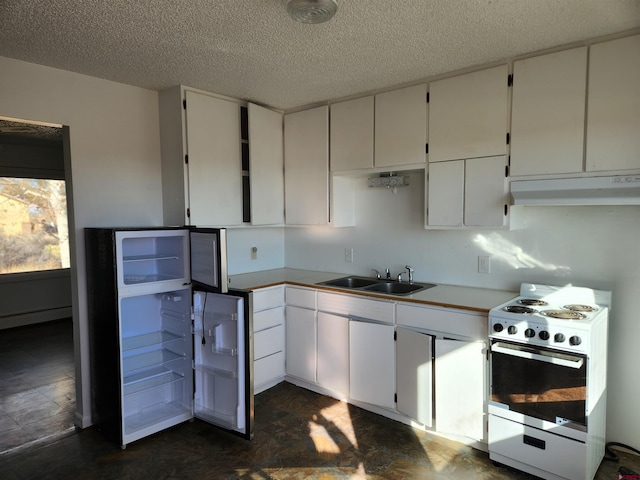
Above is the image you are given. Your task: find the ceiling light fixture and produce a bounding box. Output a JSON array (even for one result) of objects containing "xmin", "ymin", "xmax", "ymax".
[{"xmin": 286, "ymin": 0, "xmax": 338, "ymax": 24}]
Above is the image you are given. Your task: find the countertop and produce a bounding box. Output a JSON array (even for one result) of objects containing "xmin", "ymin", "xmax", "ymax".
[{"xmin": 228, "ymin": 268, "xmax": 517, "ymax": 313}]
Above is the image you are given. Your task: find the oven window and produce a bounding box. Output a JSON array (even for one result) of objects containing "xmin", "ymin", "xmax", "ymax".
[{"xmin": 490, "ymin": 341, "xmax": 588, "ymax": 428}]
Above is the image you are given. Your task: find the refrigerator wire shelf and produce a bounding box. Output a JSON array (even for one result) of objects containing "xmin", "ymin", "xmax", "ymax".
[{"xmin": 122, "ymin": 330, "xmax": 183, "ymax": 352}]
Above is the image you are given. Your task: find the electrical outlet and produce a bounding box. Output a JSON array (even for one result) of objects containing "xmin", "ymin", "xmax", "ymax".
[
  {"xmin": 478, "ymin": 255, "xmax": 490, "ymax": 274},
  {"xmin": 345, "ymin": 248, "xmax": 354, "ymax": 263},
  {"xmin": 251, "ymin": 246, "xmax": 257, "ymax": 260}
]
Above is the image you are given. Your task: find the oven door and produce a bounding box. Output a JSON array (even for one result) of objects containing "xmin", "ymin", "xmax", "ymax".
[{"xmin": 490, "ymin": 340, "xmax": 587, "ymax": 431}]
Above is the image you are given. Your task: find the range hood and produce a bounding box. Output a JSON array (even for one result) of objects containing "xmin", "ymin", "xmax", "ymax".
[{"xmin": 510, "ymin": 175, "xmax": 640, "ymax": 206}]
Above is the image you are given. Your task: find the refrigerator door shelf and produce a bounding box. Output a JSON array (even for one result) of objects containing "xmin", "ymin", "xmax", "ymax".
[{"xmin": 193, "ymin": 291, "xmax": 247, "ymax": 435}]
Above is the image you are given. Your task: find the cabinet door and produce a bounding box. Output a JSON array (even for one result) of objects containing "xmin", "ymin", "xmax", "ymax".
[
  {"xmin": 396, "ymin": 328, "xmax": 433, "ymax": 428},
  {"xmin": 510, "ymin": 47, "xmax": 587, "ymax": 176},
  {"xmin": 464, "ymin": 155, "xmax": 507, "ymax": 227},
  {"xmin": 185, "ymin": 91, "xmax": 242, "ymax": 226},
  {"xmin": 349, "ymin": 320, "xmax": 395, "ymax": 409},
  {"xmin": 427, "ymin": 160, "xmax": 464, "ymax": 226},
  {"xmin": 435, "ymin": 339, "xmax": 485, "ymax": 442},
  {"xmin": 330, "ymin": 96, "xmax": 374, "ymax": 171},
  {"xmin": 248, "ymin": 103, "xmax": 284, "ymax": 225},
  {"xmin": 285, "ymin": 305, "xmax": 316, "ymax": 382},
  {"xmin": 587, "ymin": 34, "xmax": 640, "ymax": 172},
  {"xmin": 375, "ymin": 84, "xmax": 427, "ymax": 168},
  {"xmin": 429, "ymin": 65, "xmax": 508, "ymax": 162},
  {"xmin": 284, "ymin": 106, "xmax": 329, "ymax": 225},
  {"xmin": 317, "ymin": 312, "xmax": 349, "ymax": 396}
]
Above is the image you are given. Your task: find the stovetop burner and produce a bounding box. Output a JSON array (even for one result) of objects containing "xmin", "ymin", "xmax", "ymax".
[
  {"xmin": 518, "ymin": 298, "xmax": 548, "ymax": 306},
  {"xmin": 563, "ymin": 304, "xmax": 598, "ymax": 312},
  {"xmin": 502, "ymin": 305, "xmax": 537, "ymax": 314},
  {"xmin": 540, "ymin": 309, "xmax": 587, "ymax": 320}
]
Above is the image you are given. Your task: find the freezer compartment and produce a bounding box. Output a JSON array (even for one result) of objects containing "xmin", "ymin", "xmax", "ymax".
[
  {"xmin": 193, "ymin": 291, "xmax": 246, "ymax": 433},
  {"xmin": 119, "ymin": 288, "xmax": 193, "ymax": 443},
  {"xmin": 116, "ymin": 230, "xmax": 189, "ymax": 287}
]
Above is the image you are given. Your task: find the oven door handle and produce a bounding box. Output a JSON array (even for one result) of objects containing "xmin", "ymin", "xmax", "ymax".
[{"xmin": 491, "ymin": 342, "xmax": 584, "ymax": 369}]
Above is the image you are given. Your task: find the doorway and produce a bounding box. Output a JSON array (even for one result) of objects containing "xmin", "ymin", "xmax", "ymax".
[{"xmin": 0, "ymin": 118, "xmax": 76, "ymax": 452}]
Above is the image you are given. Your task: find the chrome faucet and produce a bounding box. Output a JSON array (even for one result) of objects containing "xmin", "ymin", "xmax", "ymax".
[
  {"xmin": 372, "ymin": 269, "xmax": 381, "ymax": 279},
  {"xmin": 385, "ymin": 268, "xmax": 391, "ymax": 280},
  {"xmin": 397, "ymin": 272, "xmax": 404, "ymax": 283},
  {"xmin": 405, "ymin": 265, "xmax": 414, "ymax": 284}
]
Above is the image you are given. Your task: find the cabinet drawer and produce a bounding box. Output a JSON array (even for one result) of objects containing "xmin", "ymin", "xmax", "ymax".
[
  {"xmin": 254, "ymin": 324, "xmax": 285, "ymax": 360},
  {"xmin": 285, "ymin": 286, "xmax": 316, "ymax": 309},
  {"xmin": 254, "ymin": 351, "xmax": 285, "ymax": 388},
  {"xmin": 253, "ymin": 306, "xmax": 284, "ymax": 333},
  {"xmin": 396, "ymin": 303, "xmax": 486, "ymax": 339},
  {"xmin": 253, "ymin": 286, "xmax": 284, "ymax": 312},
  {"xmin": 318, "ymin": 291, "xmax": 393, "ymax": 324},
  {"xmin": 489, "ymin": 415, "xmax": 586, "ymax": 480}
]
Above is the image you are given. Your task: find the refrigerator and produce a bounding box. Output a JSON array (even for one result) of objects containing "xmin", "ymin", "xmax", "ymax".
[{"xmin": 85, "ymin": 227, "xmax": 253, "ymax": 448}]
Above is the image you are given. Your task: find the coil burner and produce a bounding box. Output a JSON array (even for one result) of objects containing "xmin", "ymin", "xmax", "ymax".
[
  {"xmin": 518, "ymin": 298, "xmax": 548, "ymax": 306},
  {"xmin": 540, "ymin": 309, "xmax": 587, "ymax": 320},
  {"xmin": 563, "ymin": 304, "xmax": 599, "ymax": 313},
  {"xmin": 502, "ymin": 305, "xmax": 537, "ymax": 314}
]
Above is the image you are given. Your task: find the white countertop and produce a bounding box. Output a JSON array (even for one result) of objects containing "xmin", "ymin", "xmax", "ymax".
[{"xmin": 228, "ymin": 268, "xmax": 517, "ymax": 313}]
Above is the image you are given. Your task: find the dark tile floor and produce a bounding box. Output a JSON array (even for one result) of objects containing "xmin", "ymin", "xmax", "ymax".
[
  {"xmin": 1, "ymin": 320, "xmax": 638, "ymax": 479},
  {"xmin": 0, "ymin": 319, "xmax": 76, "ymax": 454}
]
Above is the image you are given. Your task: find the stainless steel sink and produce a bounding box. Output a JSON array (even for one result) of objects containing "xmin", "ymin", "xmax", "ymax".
[
  {"xmin": 317, "ymin": 276, "xmax": 380, "ymax": 288},
  {"xmin": 317, "ymin": 276, "xmax": 436, "ymax": 296},
  {"xmin": 363, "ymin": 281, "xmax": 435, "ymax": 295}
]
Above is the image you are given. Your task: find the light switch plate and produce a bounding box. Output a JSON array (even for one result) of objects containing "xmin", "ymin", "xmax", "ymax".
[{"xmin": 478, "ymin": 255, "xmax": 490, "ymax": 274}]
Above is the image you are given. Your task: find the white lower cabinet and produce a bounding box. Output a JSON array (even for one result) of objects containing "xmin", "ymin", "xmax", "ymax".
[
  {"xmin": 434, "ymin": 339, "xmax": 486, "ymax": 442},
  {"xmin": 278, "ymin": 286, "xmax": 488, "ymax": 446},
  {"xmin": 396, "ymin": 328, "xmax": 433, "ymax": 428},
  {"xmin": 317, "ymin": 312, "xmax": 349, "ymax": 397},
  {"xmin": 252, "ymin": 286, "xmax": 286, "ymax": 394},
  {"xmin": 396, "ymin": 302, "xmax": 488, "ymax": 443},
  {"xmin": 349, "ymin": 320, "xmax": 395, "ymax": 409},
  {"xmin": 285, "ymin": 305, "xmax": 316, "ymax": 383}
]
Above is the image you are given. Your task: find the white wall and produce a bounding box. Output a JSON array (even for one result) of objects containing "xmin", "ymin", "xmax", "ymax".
[
  {"xmin": 284, "ymin": 171, "xmax": 640, "ymax": 447},
  {"xmin": 0, "ymin": 56, "xmax": 164, "ymax": 427},
  {"xmin": 227, "ymin": 227, "xmax": 285, "ymax": 274}
]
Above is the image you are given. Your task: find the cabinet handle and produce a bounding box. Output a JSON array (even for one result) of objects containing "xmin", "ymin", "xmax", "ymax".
[{"xmin": 523, "ymin": 435, "xmax": 546, "ymax": 450}]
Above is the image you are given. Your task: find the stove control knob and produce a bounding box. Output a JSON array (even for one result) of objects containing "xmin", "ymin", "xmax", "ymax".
[
  {"xmin": 525, "ymin": 328, "xmax": 536, "ymax": 338},
  {"xmin": 554, "ymin": 333, "xmax": 566, "ymax": 343},
  {"xmin": 493, "ymin": 323, "xmax": 504, "ymax": 333},
  {"xmin": 569, "ymin": 336, "xmax": 582, "ymax": 346},
  {"xmin": 539, "ymin": 331, "xmax": 550, "ymax": 341},
  {"xmin": 507, "ymin": 325, "xmax": 518, "ymax": 335}
]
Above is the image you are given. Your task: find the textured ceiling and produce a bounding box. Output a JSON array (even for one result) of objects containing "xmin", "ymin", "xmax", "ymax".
[{"xmin": 0, "ymin": 0, "xmax": 639, "ymax": 110}]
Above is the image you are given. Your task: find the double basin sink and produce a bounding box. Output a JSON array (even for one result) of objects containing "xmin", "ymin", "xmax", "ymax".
[{"xmin": 317, "ymin": 276, "xmax": 436, "ymax": 296}]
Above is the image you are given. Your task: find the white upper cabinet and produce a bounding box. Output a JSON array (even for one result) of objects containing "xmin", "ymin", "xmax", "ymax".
[
  {"xmin": 330, "ymin": 96, "xmax": 374, "ymax": 171},
  {"xmin": 427, "ymin": 156, "xmax": 507, "ymax": 228},
  {"xmin": 284, "ymin": 106, "xmax": 329, "ymax": 225},
  {"xmin": 586, "ymin": 34, "xmax": 640, "ymax": 172},
  {"xmin": 185, "ymin": 90, "xmax": 243, "ymax": 226},
  {"xmin": 510, "ymin": 47, "xmax": 587, "ymax": 176},
  {"xmin": 465, "ymin": 156, "xmax": 508, "ymax": 226},
  {"xmin": 375, "ymin": 84, "xmax": 428, "ymax": 168},
  {"xmin": 248, "ymin": 103, "xmax": 284, "ymax": 225},
  {"xmin": 429, "ymin": 65, "xmax": 509, "ymax": 162},
  {"xmin": 427, "ymin": 160, "xmax": 464, "ymax": 227}
]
